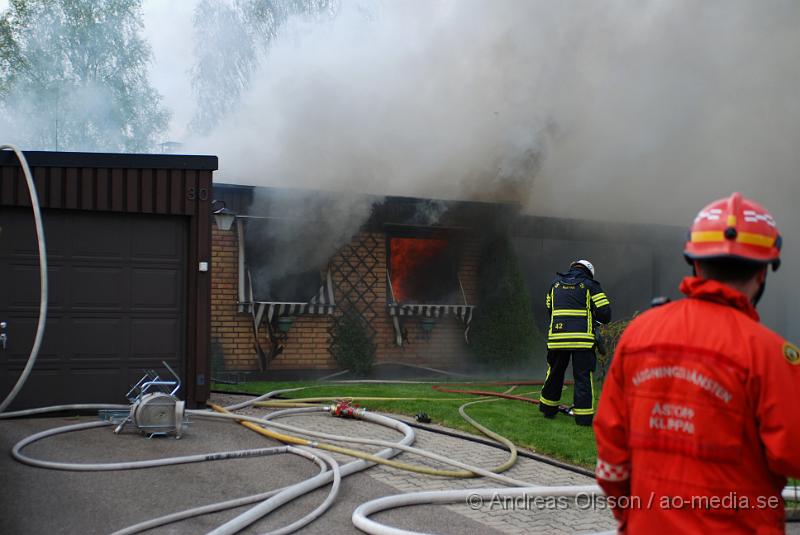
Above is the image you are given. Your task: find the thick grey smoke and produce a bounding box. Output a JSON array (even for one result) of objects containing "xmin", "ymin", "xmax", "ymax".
[
  {"xmin": 188, "ymin": 0, "xmax": 550, "ymax": 202},
  {"xmin": 188, "ymin": 1, "xmax": 799, "ymax": 218},
  {"xmin": 179, "ymin": 0, "xmax": 799, "ymax": 338},
  {"xmin": 532, "ymin": 1, "xmax": 800, "ymax": 224},
  {"xmin": 522, "ymin": 1, "xmax": 800, "ymax": 339},
  {"xmin": 244, "ymin": 188, "xmax": 377, "ymax": 300}
]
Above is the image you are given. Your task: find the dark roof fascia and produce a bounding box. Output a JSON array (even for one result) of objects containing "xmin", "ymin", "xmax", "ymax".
[
  {"xmin": 0, "ymin": 150, "xmax": 218, "ymax": 170},
  {"xmin": 212, "ymin": 183, "xmax": 517, "ymax": 232},
  {"xmin": 212, "ymin": 183, "xmax": 518, "ymax": 212},
  {"xmin": 513, "ymin": 214, "xmax": 685, "ymax": 245},
  {"xmin": 213, "ymin": 183, "xmax": 256, "ymax": 192},
  {"xmin": 213, "ymin": 184, "xmax": 682, "ymax": 244}
]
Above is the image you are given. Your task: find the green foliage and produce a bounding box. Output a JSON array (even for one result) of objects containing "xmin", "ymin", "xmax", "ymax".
[
  {"xmin": 469, "ymin": 234, "xmax": 543, "ymax": 368},
  {"xmin": 0, "ymin": 0, "xmax": 169, "ymax": 151},
  {"xmin": 329, "ymin": 310, "xmax": 376, "ymax": 376},
  {"xmin": 190, "ymin": 0, "xmax": 340, "ymax": 133},
  {"xmin": 596, "ymin": 315, "xmax": 635, "ymax": 382}
]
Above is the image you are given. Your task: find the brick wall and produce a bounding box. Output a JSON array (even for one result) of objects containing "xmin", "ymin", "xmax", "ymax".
[
  {"xmin": 210, "ymin": 222, "xmax": 482, "ymax": 372},
  {"xmin": 210, "ymin": 223, "xmax": 259, "ymax": 370},
  {"xmin": 210, "ymin": 220, "xmax": 336, "ymax": 371}
]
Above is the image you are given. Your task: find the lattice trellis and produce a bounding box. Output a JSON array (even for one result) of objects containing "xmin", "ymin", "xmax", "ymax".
[{"xmin": 328, "ymin": 233, "xmax": 383, "ymax": 340}]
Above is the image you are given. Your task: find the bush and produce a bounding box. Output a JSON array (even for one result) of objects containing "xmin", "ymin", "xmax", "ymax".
[
  {"xmin": 469, "ymin": 234, "xmax": 543, "ymax": 368},
  {"xmin": 596, "ymin": 315, "xmax": 636, "ymax": 382},
  {"xmin": 329, "ymin": 310, "xmax": 376, "ymax": 376}
]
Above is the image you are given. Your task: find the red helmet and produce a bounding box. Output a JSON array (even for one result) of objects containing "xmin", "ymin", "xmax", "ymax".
[{"xmin": 684, "ymin": 192, "xmax": 782, "ymax": 271}]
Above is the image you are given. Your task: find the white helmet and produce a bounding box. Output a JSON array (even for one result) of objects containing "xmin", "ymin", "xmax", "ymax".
[{"xmin": 571, "ymin": 259, "xmax": 595, "ymax": 277}]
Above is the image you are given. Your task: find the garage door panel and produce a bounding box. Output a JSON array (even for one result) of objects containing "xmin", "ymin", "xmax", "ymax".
[
  {"xmin": 43, "ymin": 212, "xmax": 70, "ymax": 258},
  {"xmin": 0, "ymin": 221, "xmax": 35, "ymax": 255},
  {"xmin": 69, "ymin": 369, "xmax": 133, "ymax": 404},
  {"xmin": 132, "ymin": 218, "xmax": 183, "ymax": 260},
  {"xmin": 3, "ymin": 316, "xmax": 62, "ymax": 364},
  {"xmin": 72, "ymin": 266, "xmax": 126, "ymax": 309},
  {"xmin": 131, "ymin": 268, "xmax": 180, "ymax": 309},
  {"xmin": 68, "ymin": 366, "xmax": 126, "ymax": 377},
  {"xmin": 0, "ymin": 369, "xmax": 70, "ymax": 409},
  {"xmin": 0, "ymin": 210, "xmax": 68, "ymax": 259},
  {"xmin": 70, "ymin": 215, "xmax": 128, "ymax": 259},
  {"xmin": 68, "ymin": 317, "xmax": 123, "ymax": 359},
  {"xmin": 6, "ymin": 369, "xmax": 132, "ymax": 405},
  {"xmin": 6, "ymin": 263, "xmax": 39, "ymax": 307},
  {"xmin": 5, "ymin": 264, "xmax": 66, "ymax": 309},
  {"xmin": 0, "ymin": 208, "xmax": 186, "ymax": 409},
  {"xmin": 131, "ymin": 318, "xmax": 180, "ymax": 357}
]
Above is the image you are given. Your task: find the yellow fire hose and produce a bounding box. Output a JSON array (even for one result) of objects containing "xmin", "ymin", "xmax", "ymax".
[
  {"xmin": 209, "ymin": 402, "xmax": 518, "ymax": 478},
  {"xmin": 255, "ymin": 389, "xmax": 538, "ymax": 472},
  {"xmin": 252, "ymin": 395, "xmax": 495, "ymax": 409},
  {"xmin": 251, "ymin": 390, "xmax": 541, "ymax": 409},
  {"xmin": 254, "ymin": 395, "xmax": 494, "ymax": 405}
]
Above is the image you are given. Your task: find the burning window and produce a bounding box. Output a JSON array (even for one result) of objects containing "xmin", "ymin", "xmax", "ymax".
[{"xmin": 389, "ymin": 237, "xmax": 460, "ymax": 304}]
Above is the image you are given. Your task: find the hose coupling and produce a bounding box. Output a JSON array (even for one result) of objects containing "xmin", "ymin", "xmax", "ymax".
[{"xmin": 330, "ymin": 399, "xmax": 366, "ymax": 419}]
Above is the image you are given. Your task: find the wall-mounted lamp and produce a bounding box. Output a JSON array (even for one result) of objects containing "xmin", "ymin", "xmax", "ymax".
[
  {"xmin": 419, "ymin": 317, "xmax": 437, "ymax": 336},
  {"xmin": 277, "ymin": 316, "xmax": 295, "ymax": 334},
  {"xmin": 212, "ymin": 200, "xmax": 237, "ymax": 231}
]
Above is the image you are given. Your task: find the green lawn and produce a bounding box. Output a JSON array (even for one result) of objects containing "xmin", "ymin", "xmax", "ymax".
[{"xmin": 211, "ymin": 381, "xmax": 598, "ymax": 468}]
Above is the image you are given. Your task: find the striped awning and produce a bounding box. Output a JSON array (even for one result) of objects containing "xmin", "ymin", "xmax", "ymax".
[
  {"xmin": 254, "ymin": 298, "xmax": 335, "ymax": 327},
  {"xmin": 388, "ymin": 303, "xmax": 473, "ymax": 321},
  {"xmin": 253, "ymin": 271, "xmax": 336, "ymax": 326},
  {"xmin": 242, "ymin": 269, "xmax": 336, "ymax": 323},
  {"xmin": 387, "ymin": 303, "xmax": 475, "ymax": 346},
  {"xmin": 242, "ymin": 270, "xmax": 336, "ymax": 369}
]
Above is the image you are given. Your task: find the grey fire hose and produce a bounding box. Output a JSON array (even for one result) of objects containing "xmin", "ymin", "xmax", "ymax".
[
  {"xmin": 207, "ymin": 445, "xmax": 343, "ymax": 535},
  {"xmin": 352, "ymin": 485, "xmax": 604, "ymax": 535},
  {"xmin": 205, "ymin": 407, "xmax": 422, "ymax": 535},
  {"xmin": 11, "ymin": 417, "xmax": 344, "ymax": 535},
  {"xmin": 253, "ymin": 447, "xmax": 342, "ymax": 535},
  {"xmin": 111, "ymin": 403, "xmax": 417, "ymax": 535},
  {"xmin": 0, "ymin": 145, "xmax": 47, "ymax": 414},
  {"xmin": 11, "ymin": 419, "xmax": 326, "ymax": 472},
  {"xmin": 223, "ymin": 387, "xmax": 309, "ymax": 411},
  {"xmin": 351, "ymin": 485, "xmax": 800, "ymax": 535},
  {"xmin": 0, "ymin": 403, "xmax": 130, "ymax": 419},
  {"xmin": 189, "ymin": 409, "xmax": 535, "ymax": 487}
]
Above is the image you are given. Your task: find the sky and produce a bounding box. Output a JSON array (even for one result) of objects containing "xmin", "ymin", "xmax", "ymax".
[{"xmin": 140, "ymin": 0, "xmax": 198, "ymax": 143}]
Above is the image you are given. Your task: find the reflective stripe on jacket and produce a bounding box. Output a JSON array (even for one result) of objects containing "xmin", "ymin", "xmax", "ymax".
[
  {"xmin": 545, "ymin": 266, "xmax": 611, "ymax": 350},
  {"xmin": 594, "ymin": 276, "xmax": 800, "ymax": 534}
]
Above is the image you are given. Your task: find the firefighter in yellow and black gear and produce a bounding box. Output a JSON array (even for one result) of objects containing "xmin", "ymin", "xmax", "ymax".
[{"xmin": 539, "ymin": 259, "xmax": 611, "ymax": 426}]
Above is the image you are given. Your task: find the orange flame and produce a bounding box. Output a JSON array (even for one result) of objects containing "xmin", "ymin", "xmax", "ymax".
[{"xmin": 389, "ymin": 237, "xmax": 449, "ymax": 303}]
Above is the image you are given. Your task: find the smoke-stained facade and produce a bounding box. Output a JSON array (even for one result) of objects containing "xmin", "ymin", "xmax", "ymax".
[
  {"xmin": 210, "ymin": 183, "xmax": 693, "ymax": 378},
  {"xmin": 211, "ymin": 184, "xmax": 494, "ymax": 375}
]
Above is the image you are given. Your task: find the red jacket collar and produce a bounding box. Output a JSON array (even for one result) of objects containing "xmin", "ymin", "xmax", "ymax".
[{"xmin": 679, "ymin": 276, "xmax": 760, "ymax": 322}]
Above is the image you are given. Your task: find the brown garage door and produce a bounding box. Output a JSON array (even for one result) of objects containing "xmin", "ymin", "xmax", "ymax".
[{"xmin": 0, "ymin": 207, "xmax": 186, "ymax": 410}]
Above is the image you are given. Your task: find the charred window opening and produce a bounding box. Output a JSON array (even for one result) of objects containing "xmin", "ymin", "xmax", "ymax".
[
  {"xmin": 245, "ymin": 219, "xmax": 327, "ymax": 302},
  {"xmin": 388, "ymin": 235, "xmax": 461, "ymax": 304}
]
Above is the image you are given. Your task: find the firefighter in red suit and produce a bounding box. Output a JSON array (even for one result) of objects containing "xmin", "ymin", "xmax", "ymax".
[{"xmin": 594, "ymin": 192, "xmax": 800, "ymax": 534}]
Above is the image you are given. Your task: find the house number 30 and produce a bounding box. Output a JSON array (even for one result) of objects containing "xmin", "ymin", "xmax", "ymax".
[{"xmin": 187, "ymin": 187, "xmax": 209, "ymax": 200}]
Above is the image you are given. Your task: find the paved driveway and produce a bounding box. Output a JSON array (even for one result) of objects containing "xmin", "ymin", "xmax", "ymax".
[{"xmin": 2, "ymin": 394, "xmax": 795, "ymax": 534}]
